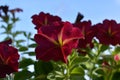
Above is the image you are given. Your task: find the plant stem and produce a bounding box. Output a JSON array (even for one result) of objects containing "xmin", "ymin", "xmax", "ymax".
[
  {"xmin": 65, "ymin": 63, "xmax": 70, "ymax": 80},
  {"xmin": 66, "ymin": 68, "xmax": 70, "ymax": 80},
  {"xmin": 104, "ymin": 70, "xmax": 114, "ymax": 80}
]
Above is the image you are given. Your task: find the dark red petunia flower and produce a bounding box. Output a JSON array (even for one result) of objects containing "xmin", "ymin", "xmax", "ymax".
[
  {"xmin": 34, "ymin": 22, "xmax": 84, "ymax": 63},
  {"xmin": 95, "ymin": 19, "xmax": 120, "ymax": 45},
  {"xmin": 9, "ymin": 8, "xmax": 23, "ymax": 13},
  {"xmin": 0, "ymin": 5, "xmax": 9, "ymax": 16},
  {"xmin": 0, "ymin": 39, "xmax": 19, "ymax": 78},
  {"xmin": 31, "ymin": 12, "xmax": 61, "ymax": 30},
  {"xmin": 74, "ymin": 20, "xmax": 95, "ymax": 55}
]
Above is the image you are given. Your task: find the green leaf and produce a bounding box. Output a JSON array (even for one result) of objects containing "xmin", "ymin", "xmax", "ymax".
[
  {"xmin": 0, "ymin": 25, "xmax": 6, "ymax": 30},
  {"xmin": 35, "ymin": 74, "xmax": 47, "ymax": 80},
  {"xmin": 76, "ymin": 56, "xmax": 89, "ymax": 63},
  {"xmin": 12, "ymin": 17, "xmax": 19, "ymax": 23},
  {"xmin": 0, "ymin": 78, "xmax": 5, "ymax": 80},
  {"xmin": 113, "ymin": 46, "xmax": 120, "ymax": 54},
  {"xmin": 26, "ymin": 51, "xmax": 35, "ymax": 56},
  {"xmin": 19, "ymin": 58, "xmax": 34, "ymax": 68},
  {"xmin": 23, "ymin": 32, "xmax": 32, "ymax": 39},
  {"xmin": 34, "ymin": 61, "xmax": 53, "ymax": 80},
  {"xmin": 68, "ymin": 50, "xmax": 89, "ymax": 65},
  {"xmin": 70, "ymin": 75, "xmax": 85, "ymax": 80},
  {"xmin": 71, "ymin": 56, "xmax": 89, "ymax": 66},
  {"xmin": 30, "ymin": 38, "xmax": 35, "ymax": 41},
  {"xmin": 6, "ymin": 23, "xmax": 13, "ymax": 34},
  {"xmin": 22, "ymin": 52, "xmax": 35, "ymax": 56},
  {"xmin": 19, "ymin": 46, "xmax": 28, "ymax": 51},
  {"xmin": 12, "ymin": 31, "xmax": 24, "ymax": 37},
  {"xmin": 2, "ymin": 16, "xmax": 9, "ymax": 23},
  {"xmin": 71, "ymin": 67, "xmax": 85, "ymax": 76},
  {"xmin": 3, "ymin": 37, "xmax": 11, "ymax": 41},
  {"xmin": 70, "ymin": 66, "xmax": 85, "ymax": 80},
  {"xmin": 28, "ymin": 32, "xmax": 32, "ymax": 39},
  {"xmin": 100, "ymin": 44, "xmax": 109, "ymax": 52},
  {"xmin": 34, "ymin": 61, "xmax": 53, "ymax": 76},
  {"xmin": 28, "ymin": 43, "xmax": 37, "ymax": 48},
  {"xmin": 23, "ymin": 31, "xmax": 27, "ymax": 37},
  {"xmin": 55, "ymin": 71, "xmax": 64, "ymax": 77},
  {"xmin": 16, "ymin": 39, "xmax": 25, "ymax": 43},
  {"xmin": 47, "ymin": 73, "xmax": 56, "ymax": 80},
  {"xmin": 112, "ymin": 72, "xmax": 120, "ymax": 80},
  {"xmin": 97, "ymin": 59, "xmax": 104, "ymax": 64},
  {"xmin": 94, "ymin": 68, "xmax": 104, "ymax": 76},
  {"xmin": 14, "ymin": 70, "xmax": 33, "ymax": 80},
  {"xmin": 47, "ymin": 71, "xmax": 64, "ymax": 80},
  {"xmin": 16, "ymin": 40, "xmax": 25, "ymax": 47}
]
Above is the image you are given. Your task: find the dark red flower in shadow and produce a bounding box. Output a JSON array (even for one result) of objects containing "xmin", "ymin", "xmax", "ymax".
[
  {"xmin": 74, "ymin": 20, "xmax": 95, "ymax": 55},
  {"xmin": 95, "ymin": 19, "xmax": 120, "ymax": 45},
  {"xmin": 0, "ymin": 5, "xmax": 9, "ymax": 16},
  {"xmin": 0, "ymin": 39, "xmax": 19, "ymax": 78},
  {"xmin": 31, "ymin": 12, "xmax": 61, "ymax": 30},
  {"xmin": 34, "ymin": 22, "xmax": 83, "ymax": 63},
  {"xmin": 9, "ymin": 8, "xmax": 23, "ymax": 13}
]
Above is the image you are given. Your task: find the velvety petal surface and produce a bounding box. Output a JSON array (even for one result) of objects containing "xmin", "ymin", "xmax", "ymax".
[
  {"xmin": 34, "ymin": 21, "xmax": 84, "ymax": 63},
  {"xmin": 74, "ymin": 21, "xmax": 95, "ymax": 55},
  {"xmin": 95, "ymin": 19, "xmax": 120, "ymax": 45},
  {"xmin": 0, "ymin": 40, "xmax": 19, "ymax": 78},
  {"xmin": 31, "ymin": 12, "xmax": 61, "ymax": 29}
]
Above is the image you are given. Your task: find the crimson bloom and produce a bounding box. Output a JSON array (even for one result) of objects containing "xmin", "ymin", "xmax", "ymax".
[
  {"xmin": 31, "ymin": 12, "xmax": 61, "ymax": 30},
  {"xmin": 0, "ymin": 39, "xmax": 19, "ymax": 78},
  {"xmin": 74, "ymin": 20, "xmax": 95, "ymax": 55},
  {"xmin": 95, "ymin": 19, "xmax": 120, "ymax": 45},
  {"xmin": 34, "ymin": 22, "xmax": 83, "ymax": 63}
]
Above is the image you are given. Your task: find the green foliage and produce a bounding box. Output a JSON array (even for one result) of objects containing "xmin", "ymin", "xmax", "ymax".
[
  {"xmin": 34, "ymin": 61, "xmax": 53, "ymax": 80},
  {"xmin": 28, "ymin": 43, "xmax": 37, "ymax": 48},
  {"xmin": 113, "ymin": 46, "xmax": 120, "ymax": 54},
  {"xmin": 19, "ymin": 46, "xmax": 28, "ymax": 51},
  {"xmin": 19, "ymin": 58, "xmax": 34, "ymax": 69},
  {"xmin": 112, "ymin": 72, "xmax": 120, "ymax": 80},
  {"xmin": 71, "ymin": 67, "xmax": 85, "ymax": 76},
  {"xmin": 14, "ymin": 70, "xmax": 33, "ymax": 80},
  {"xmin": 24, "ymin": 51, "xmax": 36, "ymax": 56}
]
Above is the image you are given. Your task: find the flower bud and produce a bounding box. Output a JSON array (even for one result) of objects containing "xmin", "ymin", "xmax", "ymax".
[{"xmin": 114, "ymin": 54, "xmax": 120, "ymax": 61}]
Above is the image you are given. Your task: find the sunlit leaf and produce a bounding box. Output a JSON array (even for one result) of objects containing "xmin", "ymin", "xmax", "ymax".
[
  {"xmin": 113, "ymin": 46, "xmax": 120, "ymax": 55},
  {"xmin": 71, "ymin": 67, "xmax": 85, "ymax": 76}
]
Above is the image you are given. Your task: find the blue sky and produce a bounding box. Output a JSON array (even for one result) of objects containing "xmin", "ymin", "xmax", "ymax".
[{"xmin": 1, "ymin": 0, "xmax": 120, "ymax": 33}]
